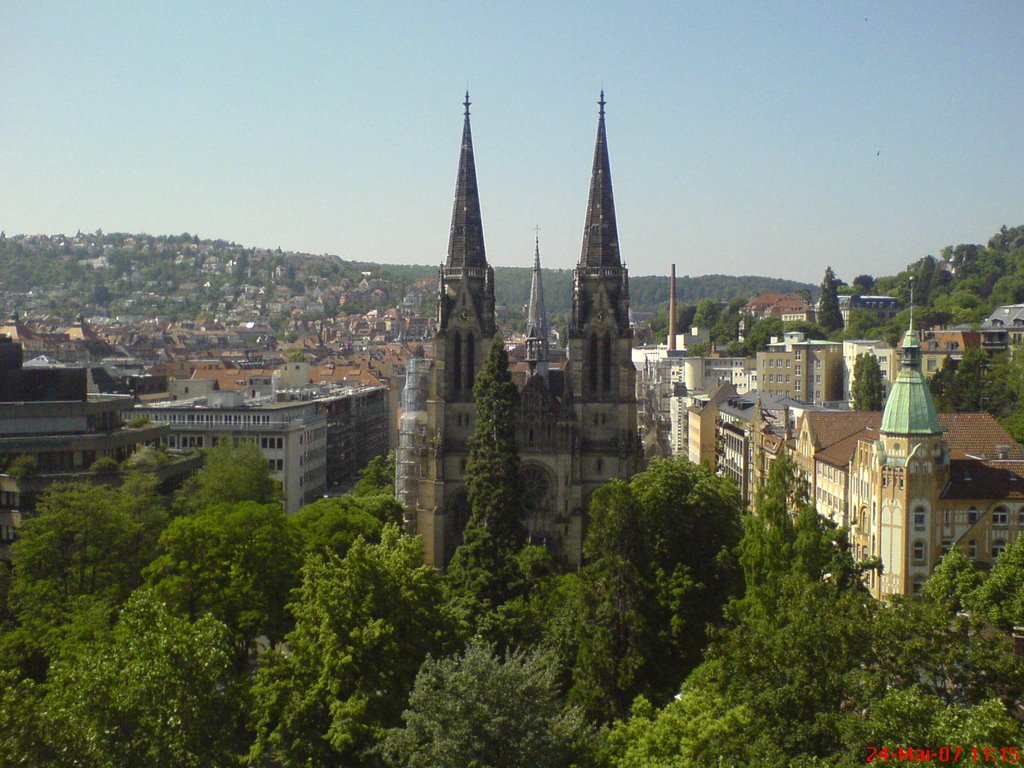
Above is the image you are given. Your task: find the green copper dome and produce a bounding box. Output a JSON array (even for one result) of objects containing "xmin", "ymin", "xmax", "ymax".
[{"xmin": 880, "ymin": 329, "xmax": 942, "ymax": 436}]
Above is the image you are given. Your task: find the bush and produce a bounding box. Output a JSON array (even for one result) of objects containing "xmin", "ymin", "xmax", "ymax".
[
  {"xmin": 126, "ymin": 416, "xmax": 151, "ymax": 429},
  {"xmin": 89, "ymin": 457, "xmax": 121, "ymax": 474},
  {"xmin": 6, "ymin": 456, "xmax": 38, "ymax": 481}
]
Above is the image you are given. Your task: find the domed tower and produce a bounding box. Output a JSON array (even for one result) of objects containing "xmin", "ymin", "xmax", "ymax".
[{"xmin": 875, "ymin": 326, "xmax": 947, "ymax": 596}]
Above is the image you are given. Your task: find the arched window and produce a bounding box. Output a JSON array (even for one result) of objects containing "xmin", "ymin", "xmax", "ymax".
[
  {"xmin": 451, "ymin": 333, "xmax": 462, "ymax": 395},
  {"xmin": 465, "ymin": 332, "xmax": 475, "ymax": 392},
  {"xmin": 602, "ymin": 332, "xmax": 612, "ymax": 392},
  {"xmin": 993, "ymin": 506, "xmax": 1009, "ymax": 527},
  {"xmin": 993, "ymin": 539, "xmax": 1007, "ymax": 559},
  {"xmin": 588, "ymin": 334, "xmax": 599, "ymax": 394},
  {"xmin": 912, "ymin": 576, "xmax": 926, "ymax": 595}
]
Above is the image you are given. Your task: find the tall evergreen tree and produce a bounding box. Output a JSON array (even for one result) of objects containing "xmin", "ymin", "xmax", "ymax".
[
  {"xmin": 818, "ymin": 266, "xmax": 844, "ymax": 332},
  {"xmin": 851, "ymin": 353, "xmax": 885, "ymax": 411},
  {"xmin": 446, "ymin": 334, "xmax": 525, "ymax": 617}
]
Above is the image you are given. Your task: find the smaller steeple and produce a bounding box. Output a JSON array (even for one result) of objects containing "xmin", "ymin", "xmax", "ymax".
[{"xmin": 525, "ymin": 233, "xmax": 549, "ymax": 374}]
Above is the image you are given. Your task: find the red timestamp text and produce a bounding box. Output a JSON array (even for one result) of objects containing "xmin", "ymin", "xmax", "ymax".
[{"xmin": 866, "ymin": 746, "xmax": 1022, "ymax": 763}]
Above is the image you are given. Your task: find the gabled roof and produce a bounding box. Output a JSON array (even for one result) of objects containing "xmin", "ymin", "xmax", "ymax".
[{"xmin": 802, "ymin": 411, "xmax": 881, "ymax": 451}]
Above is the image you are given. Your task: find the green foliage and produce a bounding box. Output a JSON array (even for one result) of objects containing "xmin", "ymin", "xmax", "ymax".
[
  {"xmin": 352, "ymin": 450, "xmax": 397, "ymax": 497},
  {"xmin": 178, "ymin": 439, "xmax": 279, "ymax": 513},
  {"xmin": 41, "ymin": 590, "xmax": 246, "ymax": 768},
  {"xmin": 744, "ymin": 315, "xmax": 785, "ymax": 353},
  {"xmin": 818, "ymin": 266, "xmax": 843, "ymax": 332},
  {"xmin": 291, "ymin": 493, "xmax": 402, "ymax": 560},
  {"xmin": 4, "ymin": 482, "xmax": 165, "ymax": 675},
  {"xmin": 852, "ymin": 353, "xmax": 885, "ymax": 411},
  {"xmin": 88, "ymin": 456, "xmax": 121, "ymax": 473},
  {"xmin": 447, "ymin": 334, "xmax": 526, "ymax": 628},
  {"xmin": 969, "ymin": 534, "xmax": 1024, "ymax": 631},
  {"xmin": 5, "ymin": 454, "xmax": 37, "ymax": 481},
  {"xmin": 145, "ymin": 501, "xmax": 301, "ymax": 654},
  {"xmin": 249, "ymin": 526, "xmax": 453, "ymax": 766},
  {"xmin": 125, "ymin": 415, "xmax": 151, "ymax": 429},
  {"xmin": 570, "ymin": 458, "xmax": 742, "ymax": 721},
  {"xmin": 378, "ymin": 638, "xmax": 590, "ymax": 768}
]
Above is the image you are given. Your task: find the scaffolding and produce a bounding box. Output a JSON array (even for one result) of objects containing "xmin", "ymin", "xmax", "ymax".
[{"xmin": 396, "ymin": 357, "xmax": 430, "ymax": 531}]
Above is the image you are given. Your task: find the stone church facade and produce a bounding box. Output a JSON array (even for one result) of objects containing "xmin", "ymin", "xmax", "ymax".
[{"xmin": 398, "ymin": 94, "xmax": 642, "ymax": 568}]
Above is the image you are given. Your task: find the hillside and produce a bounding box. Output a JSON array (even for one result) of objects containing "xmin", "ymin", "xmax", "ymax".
[{"xmin": 0, "ymin": 230, "xmax": 814, "ymax": 322}]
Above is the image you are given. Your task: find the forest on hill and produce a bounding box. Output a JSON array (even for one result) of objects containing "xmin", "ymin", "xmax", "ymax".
[{"xmin": 0, "ymin": 229, "xmax": 811, "ymax": 323}]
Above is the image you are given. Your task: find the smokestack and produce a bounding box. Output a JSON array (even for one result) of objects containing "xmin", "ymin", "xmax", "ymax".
[{"xmin": 668, "ymin": 264, "xmax": 677, "ymax": 350}]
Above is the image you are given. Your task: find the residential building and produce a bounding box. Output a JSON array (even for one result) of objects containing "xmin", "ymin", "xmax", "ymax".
[{"xmin": 757, "ymin": 332, "xmax": 843, "ymax": 405}]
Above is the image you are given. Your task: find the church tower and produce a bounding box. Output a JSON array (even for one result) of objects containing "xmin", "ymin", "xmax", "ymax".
[
  {"xmin": 411, "ymin": 93, "xmax": 496, "ymax": 566},
  {"xmin": 401, "ymin": 93, "xmax": 641, "ymax": 570},
  {"xmin": 567, "ymin": 92, "xmax": 641, "ymax": 502}
]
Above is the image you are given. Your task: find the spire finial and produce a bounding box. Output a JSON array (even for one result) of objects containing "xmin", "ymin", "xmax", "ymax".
[
  {"xmin": 464, "ymin": 91, "xmax": 471, "ymax": 118},
  {"xmin": 908, "ymin": 276, "xmax": 915, "ymax": 331},
  {"xmin": 598, "ymin": 90, "xmax": 606, "ymax": 117}
]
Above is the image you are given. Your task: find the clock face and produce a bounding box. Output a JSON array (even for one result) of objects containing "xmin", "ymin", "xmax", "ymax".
[
  {"xmin": 459, "ymin": 309, "xmax": 468, "ymax": 320},
  {"xmin": 597, "ymin": 311, "xmax": 606, "ymax": 321}
]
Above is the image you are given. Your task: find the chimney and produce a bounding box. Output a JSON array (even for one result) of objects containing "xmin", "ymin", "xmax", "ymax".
[{"xmin": 668, "ymin": 264, "xmax": 677, "ymax": 350}]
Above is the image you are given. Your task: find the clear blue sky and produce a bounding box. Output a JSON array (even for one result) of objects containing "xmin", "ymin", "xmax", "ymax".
[{"xmin": 2, "ymin": 1, "xmax": 1022, "ymax": 283}]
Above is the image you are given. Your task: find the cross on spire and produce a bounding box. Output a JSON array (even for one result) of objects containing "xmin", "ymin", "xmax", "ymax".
[{"xmin": 464, "ymin": 91, "xmax": 471, "ymax": 117}]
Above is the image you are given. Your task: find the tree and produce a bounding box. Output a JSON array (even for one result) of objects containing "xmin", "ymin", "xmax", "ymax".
[
  {"xmin": 378, "ymin": 639, "xmax": 590, "ymax": 768},
  {"xmin": 4, "ymin": 482, "xmax": 163, "ymax": 675},
  {"xmin": 177, "ymin": 440, "xmax": 279, "ymax": 513},
  {"xmin": 446, "ymin": 334, "xmax": 525, "ymax": 621},
  {"xmin": 570, "ymin": 458, "xmax": 742, "ymax": 720},
  {"xmin": 352, "ymin": 451, "xmax": 397, "ymax": 497},
  {"xmin": 851, "ymin": 353, "xmax": 885, "ymax": 411},
  {"xmin": 970, "ymin": 535, "xmax": 1024, "ymax": 631},
  {"xmin": 249, "ymin": 526, "xmax": 453, "ymax": 766},
  {"xmin": 745, "ymin": 316, "xmax": 785, "ymax": 353},
  {"xmin": 818, "ymin": 266, "xmax": 843, "ymax": 332},
  {"xmin": 144, "ymin": 501, "xmax": 302, "ymax": 657},
  {"xmin": 42, "ymin": 590, "xmax": 246, "ymax": 768},
  {"xmin": 290, "ymin": 493, "xmax": 402, "ymax": 560}
]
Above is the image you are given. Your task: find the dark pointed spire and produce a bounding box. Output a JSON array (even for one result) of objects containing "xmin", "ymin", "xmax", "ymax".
[
  {"xmin": 446, "ymin": 92, "xmax": 487, "ymax": 269},
  {"xmin": 526, "ymin": 233, "xmax": 549, "ymax": 367},
  {"xmin": 579, "ymin": 90, "xmax": 621, "ymax": 268}
]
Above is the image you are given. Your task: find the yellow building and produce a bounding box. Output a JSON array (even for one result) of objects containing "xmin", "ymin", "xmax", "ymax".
[{"xmin": 757, "ymin": 332, "xmax": 843, "ymax": 406}]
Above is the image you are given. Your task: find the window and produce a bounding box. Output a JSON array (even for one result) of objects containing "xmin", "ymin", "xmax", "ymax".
[
  {"xmin": 912, "ymin": 540, "xmax": 926, "ymax": 564},
  {"xmin": 968, "ymin": 539, "xmax": 977, "ymax": 559},
  {"xmin": 967, "ymin": 507, "xmax": 979, "ymax": 524},
  {"xmin": 993, "ymin": 539, "xmax": 1006, "ymax": 559},
  {"xmin": 912, "ymin": 576, "xmax": 926, "ymax": 595},
  {"xmin": 596, "ymin": 458, "xmax": 603, "ymax": 474},
  {"xmin": 913, "ymin": 507, "xmax": 926, "ymax": 530},
  {"xmin": 993, "ymin": 507, "xmax": 1009, "ymax": 527},
  {"xmin": 941, "ymin": 538, "xmax": 952, "ymax": 555}
]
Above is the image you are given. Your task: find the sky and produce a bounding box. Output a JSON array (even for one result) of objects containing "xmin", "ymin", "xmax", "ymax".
[{"xmin": 2, "ymin": 2, "xmax": 1022, "ymax": 284}]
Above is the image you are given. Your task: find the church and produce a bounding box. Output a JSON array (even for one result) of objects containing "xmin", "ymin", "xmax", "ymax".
[{"xmin": 396, "ymin": 93, "xmax": 642, "ymax": 568}]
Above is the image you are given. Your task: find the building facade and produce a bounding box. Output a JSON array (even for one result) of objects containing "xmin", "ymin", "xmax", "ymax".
[{"xmin": 399, "ymin": 94, "xmax": 641, "ymax": 568}]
